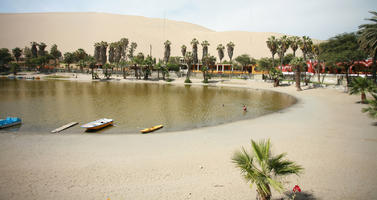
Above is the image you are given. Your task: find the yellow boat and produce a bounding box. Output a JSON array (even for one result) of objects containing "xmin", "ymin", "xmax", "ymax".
[{"xmin": 140, "ymin": 125, "xmax": 163, "ymax": 134}]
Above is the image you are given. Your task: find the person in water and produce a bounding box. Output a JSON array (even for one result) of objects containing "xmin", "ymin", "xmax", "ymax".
[{"xmin": 243, "ymin": 105, "xmax": 247, "ymax": 112}]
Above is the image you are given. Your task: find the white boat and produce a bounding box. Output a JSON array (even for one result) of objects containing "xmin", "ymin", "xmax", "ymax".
[{"xmin": 81, "ymin": 118, "xmax": 113, "ymax": 130}]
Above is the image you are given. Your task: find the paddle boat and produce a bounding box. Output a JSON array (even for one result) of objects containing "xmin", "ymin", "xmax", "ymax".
[
  {"xmin": 0, "ymin": 117, "xmax": 22, "ymax": 129},
  {"xmin": 140, "ymin": 125, "xmax": 163, "ymax": 134},
  {"xmin": 81, "ymin": 118, "xmax": 113, "ymax": 131}
]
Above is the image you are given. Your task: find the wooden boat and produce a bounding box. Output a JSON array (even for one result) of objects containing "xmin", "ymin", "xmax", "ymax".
[
  {"xmin": 51, "ymin": 122, "xmax": 78, "ymax": 133},
  {"xmin": 0, "ymin": 117, "xmax": 22, "ymax": 129},
  {"xmin": 140, "ymin": 125, "xmax": 163, "ymax": 134},
  {"xmin": 81, "ymin": 118, "xmax": 113, "ymax": 130}
]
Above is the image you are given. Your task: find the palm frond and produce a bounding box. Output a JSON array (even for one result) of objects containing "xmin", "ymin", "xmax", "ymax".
[
  {"xmin": 358, "ymin": 11, "xmax": 377, "ymax": 57},
  {"xmin": 251, "ymin": 139, "xmax": 265, "ymax": 166},
  {"xmin": 349, "ymin": 77, "xmax": 376, "ymax": 95},
  {"xmin": 268, "ymin": 153, "xmax": 304, "ymax": 176}
]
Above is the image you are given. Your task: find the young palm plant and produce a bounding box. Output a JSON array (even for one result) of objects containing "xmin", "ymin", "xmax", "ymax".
[
  {"xmin": 349, "ymin": 77, "xmax": 376, "ymax": 103},
  {"xmin": 232, "ymin": 139, "xmax": 303, "ymax": 200}
]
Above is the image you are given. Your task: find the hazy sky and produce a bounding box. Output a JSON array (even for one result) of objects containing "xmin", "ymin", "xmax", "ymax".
[{"xmin": 0, "ymin": 0, "xmax": 376, "ymax": 40}]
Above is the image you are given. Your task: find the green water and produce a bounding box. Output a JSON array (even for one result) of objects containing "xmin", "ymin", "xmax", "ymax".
[{"xmin": 0, "ymin": 79, "xmax": 296, "ymax": 134}]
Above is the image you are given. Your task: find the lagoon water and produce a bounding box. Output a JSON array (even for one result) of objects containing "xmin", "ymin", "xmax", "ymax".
[{"xmin": 0, "ymin": 79, "xmax": 296, "ymax": 134}]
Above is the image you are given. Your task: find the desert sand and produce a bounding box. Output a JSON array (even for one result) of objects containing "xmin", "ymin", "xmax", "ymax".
[
  {"xmin": 0, "ymin": 75, "xmax": 376, "ymax": 200},
  {"xmin": 0, "ymin": 12, "xmax": 320, "ymax": 60}
]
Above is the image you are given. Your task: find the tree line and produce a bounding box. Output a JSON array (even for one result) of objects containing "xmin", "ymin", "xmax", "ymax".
[{"xmin": 1, "ymin": 12, "xmax": 376, "ymax": 87}]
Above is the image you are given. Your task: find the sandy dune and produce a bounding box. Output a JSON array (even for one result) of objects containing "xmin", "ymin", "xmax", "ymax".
[
  {"xmin": 0, "ymin": 77, "xmax": 376, "ymax": 200},
  {"xmin": 0, "ymin": 12, "xmax": 318, "ymax": 60}
]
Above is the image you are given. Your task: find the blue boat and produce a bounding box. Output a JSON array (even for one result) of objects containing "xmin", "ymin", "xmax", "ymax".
[{"xmin": 0, "ymin": 117, "xmax": 22, "ymax": 129}]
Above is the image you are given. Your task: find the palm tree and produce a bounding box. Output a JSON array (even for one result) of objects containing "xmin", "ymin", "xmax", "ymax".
[
  {"xmin": 108, "ymin": 42, "xmax": 117, "ymax": 74},
  {"xmin": 119, "ymin": 60, "xmax": 127, "ymax": 79},
  {"xmin": 74, "ymin": 48, "xmax": 87, "ymax": 61},
  {"xmin": 113, "ymin": 42, "xmax": 122, "ymax": 74},
  {"xmin": 299, "ymin": 36, "xmax": 313, "ymax": 85},
  {"xmin": 217, "ymin": 44, "xmax": 225, "ymax": 64},
  {"xmin": 74, "ymin": 48, "xmax": 87, "ymax": 72},
  {"xmin": 30, "ymin": 42, "xmax": 38, "ymax": 58},
  {"xmin": 290, "ymin": 57, "xmax": 306, "ymax": 91},
  {"xmin": 49, "ymin": 44, "xmax": 62, "ymax": 70},
  {"xmin": 99, "ymin": 41, "xmax": 108, "ymax": 78},
  {"xmin": 232, "ymin": 139, "xmax": 303, "ymax": 200},
  {"xmin": 266, "ymin": 36, "xmax": 278, "ymax": 68},
  {"xmin": 114, "ymin": 42, "xmax": 122, "ymax": 63},
  {"xmin": 191, "ymin": 38, "xmax": 199, "ymax": 68},
  {"xmin": 300, "ymin": 36, "xmax": 313, "ymax": 61},
  {"xmin": 289, "ymin": 36, "xmax": 301, "ymax": 57},
  {"xmin": 85, "ymin": 55, "xmax": 96, "ymax": 79},
  {"xmin": 201, "ymin": 40, "xmax": 210, "ymax": 61},
  {"xmin": 164, "ymin": 40, "xmax": 171, "ymax": 63},
  {"xmin": 108, "ymin": 43, "xmax": 116, "ymax": 64},
  {"xmin": 99, "ymin": 41, "xmax": 108, "ymax": 65},
  {"xmin": 128, "ymin": 42, "xmax": 137, "ymax": 78},
  {"xmin": 128, "ymin": 42, "xmax": 137, "ymax": 60},
  {"xmin": 103, "ymin": 63, "xmax": 112, "ymax": 79},
  {"xmin": 277, "ymin": 35, "xmax": 291, "ymax": 69},
  {"xmin": 63, "ymin": 52, "xmax": 75, "ymax": 72},
  {"xmin": 358, "ymin": 11, "xmax": 377, "ymax": 84},
  {"xmin": 119, "ymin": 38, "xmax": 129, "ymax": 61},
  {"xmin": 362, "ymin": 93, "xmax": 377, "ymax": 118},
  {"xmin": 12, "ymin": 47, "xmax": 22, "ymax": 63},
  {"xmin": 227, "ymin": 41, "xmax": 235, "ymax": 74},
  {"xmin": 181, "ymin": 45, "xmax": 187, "ymax": 57},
  {"xmin": 94, "ymin": 42, "xmax": 101, "ymax": 65},
  {"xmin": 37, "ymin": 42, "xmax": 47, "ymax": 57},
  {"xmin": 269, "ymin": 67, "xmax": 283, "ymax": 87},
  {"xmin": 226, "ymin": 42, "xmax": 235, "ymax": 62},
  {"xmin": 311, "ymin": 44, "xmax": 321, "ymax": 82},
  {"xmin": 184, "ymin": 51, "xmax": 194, "ymax": 83},
  {"xmin": 163, "ymin": 40, "xmax": 172, "ymax": 80},
  {"xmin": 202, "ymin": 54, "xmax": 216, "ymax": 83},
  {"xmin": 133, "ymin": 52, "xmax": 144, "ymax": 80},
  {"xmin": 143, "ymin": 55, "xmax": 153, "ymax": 80},
  {"xmin": 349, "ymin": 77, "xmax": 376, "ymax": 103}
]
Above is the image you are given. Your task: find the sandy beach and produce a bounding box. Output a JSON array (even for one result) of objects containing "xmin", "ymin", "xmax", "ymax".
[{"xmin": 0, "ymin": 74, "xmax": 376, "ymax": 200}]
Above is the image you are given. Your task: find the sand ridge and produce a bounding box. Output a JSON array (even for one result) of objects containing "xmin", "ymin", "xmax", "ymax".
[{"xmin": 0, "ymin": 12, "xmax": 320, "ymax": 60}]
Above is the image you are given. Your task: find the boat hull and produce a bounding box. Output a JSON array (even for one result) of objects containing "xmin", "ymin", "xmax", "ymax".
[
  {"xmin": 0, "ymin": 117, "xmax": 22, "ymax": 129},
  {"xmin": 140, "ymin": 125, "xmax": 163, "ymax": 134},
  {"xmin": 81, "ymin": 118, "xmax": 114, "ymax": 131},
  {"xmin": 0, "ymin": 121, "xmax": 21, "ymax": 129},
  {"xmin": 85, "ymin": 121, "xmax": 113, "ymax": 130}
]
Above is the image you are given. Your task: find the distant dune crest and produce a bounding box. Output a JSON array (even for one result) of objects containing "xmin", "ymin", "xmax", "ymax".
[{"xmin": 0, "ymin": 12, "xmax": 316, "ymax": 59}]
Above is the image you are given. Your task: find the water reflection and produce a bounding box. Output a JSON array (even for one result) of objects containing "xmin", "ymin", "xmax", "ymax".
[{"xmin": 0, "ymin": 79, "xmax": 296, "ymax": 134}]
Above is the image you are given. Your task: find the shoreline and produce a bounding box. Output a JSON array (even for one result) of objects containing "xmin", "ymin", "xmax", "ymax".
[
  {"xmin": 2, "ymin": 72, "xmax": 299, "ymax": 135},
  {"xmin": 0, "ymin": 73, "xmax": 376, "ymax": 199}
]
